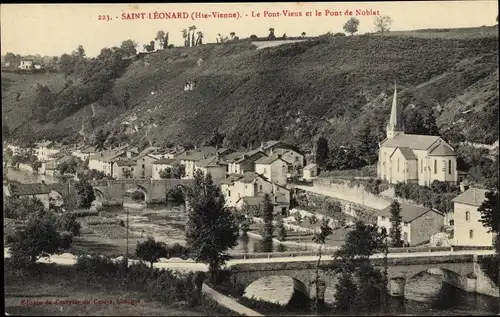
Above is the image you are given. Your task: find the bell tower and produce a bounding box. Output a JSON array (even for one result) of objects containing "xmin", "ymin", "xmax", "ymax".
[{"xmin": 386, "ymin": 84, "xmax": 403, "ymax": 139}]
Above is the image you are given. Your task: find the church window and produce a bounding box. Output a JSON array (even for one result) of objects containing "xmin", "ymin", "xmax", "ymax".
[
  {"xmin": 397, "ymin": 159, "xmax": 400, "ymax": 172},
  {"xmin": 448, "ymin": 160, "xmax": 452, "ymax": 175},
  {"xmin": 434, "ymin": 160, "xmax": 437, "ymax": 174}
]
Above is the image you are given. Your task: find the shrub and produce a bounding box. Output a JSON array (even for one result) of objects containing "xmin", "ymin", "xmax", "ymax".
[{"xmin": 59, "ymin": 231, "xmax": 74, "ymax": 250}]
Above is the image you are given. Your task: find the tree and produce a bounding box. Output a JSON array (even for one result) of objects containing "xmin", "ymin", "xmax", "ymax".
[
  {"xmin": 275, "ymin": 213, "xmax": 287, "ymax": 241},
  {"xmin": 195, "ymin": 31, "xmax": 203, "ymax": 45},
  {"xmin": 312, "ymin": 217, "xmax": 333, "ymax": 312},
  {"xmin": 185, "ymin": 170, "xmax": 239, "ymax": 283},
  {"xmin": 268, "ymin": 28, "xmax": 276, "ymax": 40},
  {"xmin": 189, "ymin": 25, "xmax": 197, "ymax": 47},
  {"xmin": 261, "ymin": 194, "xmax": 274, "ymax": 241},
  {"xmin": 155, "ymin": 30, "xmax": 166, "ymax": 47},
  {"xmin": 10, "ymin": 210, "xmax": 62, "ymax": 266},
  {"xmin": 159, "ymin": 167, "xmax": 172, "ymax": 179},
  {"xmin": 301, "ymin": 32, "xmax": 306, "ymax": 37},
  {"xmin": 402, "ymin": 105, "xmax": 439, "ymax": 136},
  {"xmin": 478, "ymin": 191, "xmax": 499, "ymax": 234},
  {"xmin": 135, "ymin": 237, "xmax": 168, "ymax": 271},
  {"xmin": 315, "ymin": 137, "xmax": 329, "ymax": 167},
  {"xmin": 171, "ymin": 163, "xmax": 186, "ymax": 179},
  {"xmin": 374, "ymin": 15, "xmax": 392, "ymax": 36},
  {"xmin": 343, "ymin": 17, "xmax": 360, "ymax": 35},
  {"xmin": 182, "ymin": 29, "xmax": 189, "ymax": 47},
  {"xmin": 92, "ymin": 129, "xmax": 108, "ymax": 151},
  {"xmin": 56, "ymin": 212, "xmax": 81, "ymax": 236},
  {"xmin": 354, "ymin": 120, "xmax": 378, "ymax": 165},
  {"xmin": 31, "ymin": 160, "xmax": 42, "ymax": 174},
  {"xmin": 163, "ymin": 32, "xmax": 169, "ymax": 49},
  {"xmin": 388, "ymin": 201, "xmax": 403, "ymax": 247},
  {"xmin": 59, "ymin": 53, "xmax": 74, "ymax": 76},
  {"xmin": 294, "ymin": 212, "xmax": 303, "ymax": 225},
  {"xmin": 230, "ymin": 32, "xmax": 236, "ymax": 39},
  {"xmin": 120, "ymin": 39, "xmax": 138, "ymax": 57},
  {"xmin": 334, "ymin": 272, "xmax": 357, "ymax": 311},
  {"xmin": 4, "ymin": 197, "xmax": 45, "ymax": 220},
  {"xmin": 74, "ymin": 179, "xmax": 96, "ymax": 208}
]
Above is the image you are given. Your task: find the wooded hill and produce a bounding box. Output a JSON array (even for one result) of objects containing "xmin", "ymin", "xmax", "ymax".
[{"xmin": 2, "ymin": 26, "xmax": 498, "ymax": 153}]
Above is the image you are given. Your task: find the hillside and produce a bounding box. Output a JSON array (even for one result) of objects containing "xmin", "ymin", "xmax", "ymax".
[{"xmin": 2, "ymin": 27, "xmax": 498, "ymax": 151}]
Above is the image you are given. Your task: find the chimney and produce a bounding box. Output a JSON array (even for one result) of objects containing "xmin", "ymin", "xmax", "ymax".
[
  {"xmin": 277, "ymin": 154, "xmax": 282, "ymax": 159},
  {"xmin": 459, "ymin": 183, "xmax": 465, "ymax": 192},
  {"xmin": 270, "ymin": 148, "xmax": 273, "ymax": 156},
  {"xmin": 100, "ymin": 153, "xmax": 104, "ymax": 157}
]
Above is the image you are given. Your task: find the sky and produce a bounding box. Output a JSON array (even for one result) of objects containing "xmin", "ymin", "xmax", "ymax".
[{"xmin": 1, "ymin": 1, "xmax": 498, "ymax": 57}]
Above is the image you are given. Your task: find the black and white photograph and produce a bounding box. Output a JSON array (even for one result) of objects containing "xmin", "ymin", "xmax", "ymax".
[{"xmin": 2, "ymin": 2, "xmax": 499, "ymax": 316}]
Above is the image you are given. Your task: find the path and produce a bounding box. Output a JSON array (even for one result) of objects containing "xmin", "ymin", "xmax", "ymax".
[{"xmin": 201, "ymin": 283, "xmax": 263, "ymax": 316}]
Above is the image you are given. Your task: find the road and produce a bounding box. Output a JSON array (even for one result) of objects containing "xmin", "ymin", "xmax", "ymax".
[{"xmin": 4, "ymin": 248, "xmax": 494, "ymax": 271}]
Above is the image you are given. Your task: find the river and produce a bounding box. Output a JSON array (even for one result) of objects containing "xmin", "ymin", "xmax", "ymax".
[{"xmin": 5, "ymin": 168, "xmax": 499, "ymax": 314}]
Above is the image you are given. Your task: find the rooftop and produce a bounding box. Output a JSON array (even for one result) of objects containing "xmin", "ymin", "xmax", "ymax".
[
  {"xmin": 115, "ymin": 159, "xmax": 137, "ymax": 167},
  {"xmin": 196, "ymin": 156, "xmax": 224, "ymax": 168},
  {"xmin": 304, "ymin": 163, "xmax": 318, "ymax": 170},
  {"xmin": 452, "ymin": 187, "xmax": 489, "ymax": 207},
  {"xmin": 392, "ymin": 147, "xmax": 417, "ymax": 160},
  {"xmin": 379, "ymin": 203, "xmax": 441, "ymax": 223},
  {"xmin": 254, "ymin": 155, "xmax": 283, "ymax": 165},
  {"xmin": 428, "ymin": 143, "xmax": 456, "ymax": 156},
  {"xmin": 153, "ymin": 158, "xmax": 179, "ymax": 165},
  {"xmin": 380, "ymin": 133, "xmax": 442, "ymax": 150},
  {"xmin": 7, "ymin": 183, "xmax": 52, "ymax": 196}
]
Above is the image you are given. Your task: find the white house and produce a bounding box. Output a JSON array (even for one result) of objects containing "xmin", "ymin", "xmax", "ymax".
[
  {"xmin": 18, "ymin": 60, "xmax": 33, "ymax": 70},
  {"xmin": 377, "ymin": 203, "xmax": 444, "ymax": 246},
  {"xmin": 452, "ymin": 188, "xmax": 495, "ymax": 247},
  {"xmin": 152, "ymin": 158, "xmax": 180, "ymax": 179},
  {"xmin": 220, "ymin": 172, "xmax": 290, "ymax": 215},
  {"xmin": 36, "ymin": 141, "xmax": 61, "ymax": 162},
  {"xmin": 112, "ymin": 160, "xmax": 138, "ymax": 179},
  {"xmin": 88, "ymin": 144, "xmax": 132, "ymax": 176},
  {"xmin": 227, "ymin": 149, "xmax": 266, "ymax": 174},
  {"xmin": 303, "ymin": 164, "xmax": 319, "ymax": 180},
  {"xmin": 175, "ymin": 151, "xmax": 210, "ymax": 179},
  {"xmin": 268, "ymin": 148, "xmax": 305, "ymax": 175},
  {"xmin": 254, "ymin": 155, "xmax": 288, "ymax": 186},
  {"xmin": 195, "ymin": 155, "xmax": 227, "ymax": 182},
  {"xmin": 377, "ymin": 85, "xmax": 458, "ymax": 186},
  {"xmin": 133, "ymin": 147, "xmax": 160, "ymax": 178},
  {"xmin": 72, "ymin": 145, "xmax": 98, "ymax": 161}
]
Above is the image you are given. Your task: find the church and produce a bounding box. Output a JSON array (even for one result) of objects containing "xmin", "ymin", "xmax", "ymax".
[{"xmin": 377, "ymin": 85, "xmax": 458, "ymax": 186}]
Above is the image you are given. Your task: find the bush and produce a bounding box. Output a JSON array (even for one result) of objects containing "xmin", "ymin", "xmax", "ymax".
[
  {"xmin": 59, "ymin": 231, "xmax": 74, "ymax": 250},
  {"xmin": 478, "ymin": 255, "xmax": 499, "ymax": 287}
]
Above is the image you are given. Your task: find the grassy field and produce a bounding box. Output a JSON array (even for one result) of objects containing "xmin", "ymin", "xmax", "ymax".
[{"xmin": 5, "ymin": 265, "xmax": 208, "ymax": 316}]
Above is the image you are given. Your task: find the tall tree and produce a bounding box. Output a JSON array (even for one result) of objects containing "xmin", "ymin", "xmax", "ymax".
[
  {"xmin": 374, "ymin": 15, "xmax": 393, "ymax": 36},
  {"xmin": 388, "ymin": 201, "xmax": 403, "ymax": 247},
  {"xmin": 343, "ymin": 17, "xmax": 360, "ymax": 35},
  {"xmin": 182, "ymin": 29, "xmax": 188, "ymax": 47},
  {"xmin": 155, "ymin": 30, "xmax": 166, "ymax": 48},
  {"xmin": 120, "ymin": 39, "xmax": 138, "ymax": 57},
  {"xmin": 478, "ymin": 191, "xmax": 499, "ymax": 234},
  {"xmin": 312, "ymin": 217, "xmax": 333, "ymax": 313},
  {"xmin": 185, "ymin": 170, "xmax": 239, "ymax": 282},
  {"xmin": 301, "ymin": 32, "xmax": 306, "ymax": 37},
  {"xmin": 315, "ymin": 137, "xmax": 329, "ymax": 167},
  {"xmin": 163, "ymin": 32, "xmax": 169, "ymax": 49},
  {"xmin": 261, "ymin": 194, "xmax": 274, "ymax": 241},
  {"xmin": 275, "ymin": 213, "xmax": 287, "ymax": 241},
  {"xmin": 268, "ymin": 28, "xmax": 276, "ymax": 40},
  {"xmin": 74, "ymin": 179, "xmax": 96, "ymax": 208},
  {"xmin": 195, "ymin": 31, "xmax": 203, "ymax": 45}
]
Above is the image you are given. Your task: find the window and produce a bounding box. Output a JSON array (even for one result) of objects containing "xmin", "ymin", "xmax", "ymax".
[
  {"xmin": 449, "ymin": 220, "xmax": 454, "ymax": 226},
  {"xmin": 434, "ymin": 160, "xmax": 437, "ymax": 174},
  {"xmin": 404, "ymin": 222, "xmax": 408, "ymax": 227},
  {"xmin": 295, "ymin": 156, "xmax": 299, "ymax": 162},
  {"xmin": 469, "ymin": 230, "xmax": 474, "ymax": 239},
  {"xmin": 259, "ymin": 185, "xmax": 263, "ymax": 192},
  {"xmin": 465, "ymin": 211, "xmax": 470, "ymax": 221},
  {"xmin": 381, "ymin": 216, "xmax": 386, "ymax": 221},
  {"xmin": 448, "ymin": 160, "xmax": 452, "ymax": 175},
  {"xmin": 142, "ymin": 164, "xmax": 145, "ymax": 168},
  {"xmin": 228, "ymin": 190, "xmax": 231, "ymax": 197},
  {"xmin": 397, "ymin": 158, "xmax": 400, "ymax": 172}
]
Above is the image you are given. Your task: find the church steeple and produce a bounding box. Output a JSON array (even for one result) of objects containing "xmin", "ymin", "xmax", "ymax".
[{"xmin": 386, "ymin": 84, "xmax": 403, "ymax": 139}]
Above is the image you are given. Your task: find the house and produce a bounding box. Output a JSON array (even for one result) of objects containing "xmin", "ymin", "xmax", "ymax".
[
  {"xmin": 152, "ymin": 158, "xmax": 180, "ymax": 179},
  {"xmin": 34, "ymin": 64, "xmax": 42, "ymax": 70},
  {"xmin": 303, "ymin": 163, "xmax": 319, "ymax": 180},
  {"xmin": 133, "ymin": 147, "xmax": 160, "ymax": 178},
  {"xmin": 40, "ymin": 154, "xmax": 74, "ymax": 176},
  {"xmin": 268, "ymin": 148, "xmax": 305, "ymax": 175},
  {"xmin": 175, "ymin": 151, "xmax": 211, "ymax": 179},
  {"xmin": 164, "ymin": 147, "xmax": 186, "ymax": 159},
  {"xmin": 254, "ymin": 155, "xmax": 288, "ymax": 186},
  {"xmin": 452, "ymin": 188, "xmax": 494, "ymax": 247},
  {"xmin": 88, "ymin": 144, "xmax": 131, "ymax": 176},
  {"xmin": 377, "ymin": 85, "xmax": 458, "ymax": 186},
  {"xmin": 195, "ymin": 155, "xmax": 227, "ymax": 182},
  {"xmin": 72, "ymin": 145, "xmax": 98, "ymax": 161},
  {"xmin": 235, "ymin": 195, "xmax": 290, "ymax": 217},
  {"xmin": 192, "ymin": 146, "xmax": 233, "ymax": 156},
  {"xmin": 377, "ymin": 203, "xmax": 445, "ymax": 246},
  {"xmin": 227, "ymin": 149, "xmax": 266, "ymax": 174},
  {"xmin": 258, "ymin": 140, "xmax": 295, "ymax": 154},
  {"xmin": 112, "ymin": 160, "xmax": 138, "ymax": 179},
  {"xmin": 220, "ymin": 172, "xmax": 290, "ymax": 215},
  {"xmin": 3, "ymin": 182, "xmax": 63, "ymax": 210},
  {"xmin": 18, "ymin": 60, "xmax": 33, "ymax": 70},
  {"xmin": 36, "ymin": 141, "xmax": 61, "ymax": 162}
]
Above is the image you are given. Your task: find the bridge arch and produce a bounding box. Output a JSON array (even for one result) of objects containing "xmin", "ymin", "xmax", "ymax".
[
  {"xmin": 125, "ymin": 185, "xmax": 148, "ymax": 202},
  {"xmin": 242, "ymin": 275, "xmax": 310, "ymax": 306},
  {"xmin": 93, "ymin": 188, "xmax": 105, "ymax": 201}
]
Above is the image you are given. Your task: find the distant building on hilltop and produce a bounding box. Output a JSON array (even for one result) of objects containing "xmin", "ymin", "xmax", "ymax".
[
  {"xmin": 18, "ymin": 60, "xmax": 33, "ymax": 70},
  {"xmin": 377, "ymin": 85, "xmax": 458, "ymax": 186}
]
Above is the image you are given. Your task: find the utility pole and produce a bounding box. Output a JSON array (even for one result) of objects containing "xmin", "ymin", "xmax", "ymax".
[{"xmin": 125, "ymin": 207, "xmax": 129, "ymax": 269}]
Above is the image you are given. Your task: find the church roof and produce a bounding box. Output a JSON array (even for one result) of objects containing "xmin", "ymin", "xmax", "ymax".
[
  {"xmin": 428, "ymin": 143, "xmax": 456, "ymax": 156},
  {"xmin": 392, "ymin": 147, "xmax": 417, "ymax": 160},
  {"xmin": 380, "ymin": 133, "xmax": 441, "ymax": 150}
]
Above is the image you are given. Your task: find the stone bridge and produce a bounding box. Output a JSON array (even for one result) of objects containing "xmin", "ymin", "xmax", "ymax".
[
  {"xmin": 88, "ymin": 179, "xmax": 194, "ymax": 205},
  {"xmin": 229, "ymin": 253, "xmax": 486, "ymax": 300}
]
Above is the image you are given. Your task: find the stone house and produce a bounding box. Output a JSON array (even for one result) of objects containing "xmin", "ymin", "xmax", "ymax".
[
  {"xmin": 36, "ymin": 141, "xmax": 61, "ymax": 162},
  {"xmin": 3, "ymin": 182, "xmax": 63, "ymax": 210},
  {"xmin": 269, "ymin": 148, "xmax": 305, "ymax": 175},
  {"xmin": 254, "ymin": 155, "xmax": 288, "ymax": 186},
  {"xmin": 176, "ymin": 151, "xmax": 210, "ymax": 179},
  {"xmin": 227, "ymin": 149, "xmax": 266, "ymax": 174},
  {"xmin": 452, "ymin": 188, "xmax": 494, "ymax": 247},
  {"xmin": 377, "ymin": 203, "xmax": 444, "ymax": 246},
  {"xmin": 152, "ymin": 158, "xmax": 180, "ymax": 179},
  {"xmin": 72, "ymin": 144, "xmax": 98, "ymax": 161},
  {"xmin": 221, "ymin": 172, "xmax": 290, "ymax": 215},
  {"xmin": 112, "ymin": 160, "xmax": 138, "ymax": 179},
  {"xmin": 303, "ymin": 164, "xmax": 319, "ymax": 180},
  {"xmin": 88, "ymin": 144, "xmax": 136, "ymax": 176},
  {"xmin": 377, "ymin": 85, "xmax": 458, "ymax": 186},
  {"xmin": 195, "ymin": 155, "xmax": 227, "ymax": 182}
]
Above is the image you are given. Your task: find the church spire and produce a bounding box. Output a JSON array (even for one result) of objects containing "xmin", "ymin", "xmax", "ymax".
[{"xmin": 386, "ymin": 83, "xmax": 403, "ymax": 139}]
